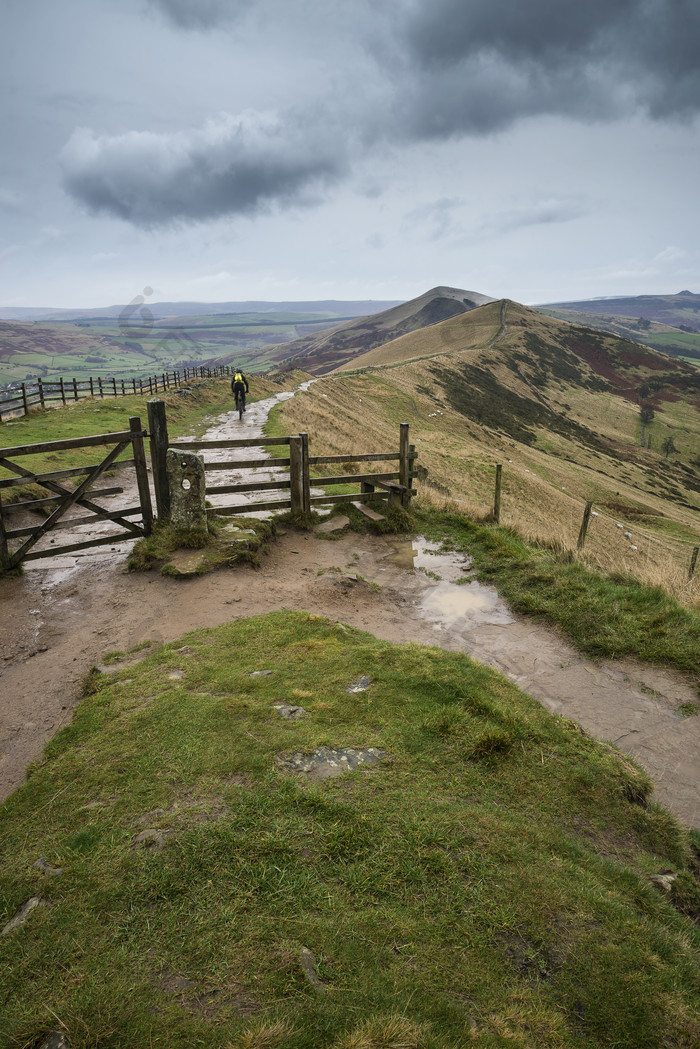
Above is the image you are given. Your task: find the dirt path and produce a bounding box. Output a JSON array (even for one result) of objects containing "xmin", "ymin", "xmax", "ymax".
[{"xmin": 1, "ymin": 395, "xmax": 699, "ymax": 828}]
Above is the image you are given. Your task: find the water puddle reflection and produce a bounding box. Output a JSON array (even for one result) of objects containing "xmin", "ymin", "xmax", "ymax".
[{"xmin": 383, "ymin": 536, "xmax": 514, "ymax": 630}]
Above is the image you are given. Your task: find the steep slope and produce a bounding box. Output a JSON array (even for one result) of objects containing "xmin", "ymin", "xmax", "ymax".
[
  {"xmin": 277, "ymin": 300, "xmax": 700, "ymax": 598},
  {"xmin": 276, "ymin": 285, "xmax": 495, "ymax": 374}
]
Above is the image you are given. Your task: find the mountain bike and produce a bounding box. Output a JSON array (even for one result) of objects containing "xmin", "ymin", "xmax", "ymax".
[{"xmin": 234, "ymin": 389, "xmax": 245, "ymax": 420}]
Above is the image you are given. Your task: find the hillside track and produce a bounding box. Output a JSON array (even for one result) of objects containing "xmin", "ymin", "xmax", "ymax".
[{"xmin": 1, "ymin": 393, "xmax": 699, "ymax": 829}]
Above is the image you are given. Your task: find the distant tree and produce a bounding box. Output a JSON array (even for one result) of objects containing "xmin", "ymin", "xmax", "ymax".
[
  {"xmin": 639, "ymin": 404, "xmax": 655, "ymax": 424},
  {"xmin": 638, "ymin": 382, "xmax": 651, "ymax": 400},
  {"xmin": 662, "ymin": 435, "xmax": 678, "ymax": 459},
  {"xmin": 636, "ymin": 317, "xmax": 652, "ymax": 331}
]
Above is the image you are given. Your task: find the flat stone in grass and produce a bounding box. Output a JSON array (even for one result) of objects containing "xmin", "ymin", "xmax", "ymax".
[
  {"xmin": 273, "ymin": 704, "xmax": 307, "ymax": 719},
  {"xmin": 276, "ymin": 746, "xmax": 385, "ymax": 781},
  {"xmin": 346, "ymin": 675, "xmax": 371, "ymax": 694},
  {"xmin": 163, "ymin": 549, "xmax": 210, "ymax": 576},
  {"xmin": 1, "ymin": 896, "xmax": 45, "ymax": 936},
  {"xmin": 38, "ymin": 1034, "xmax": 70, "ymax": 1049},
  {"xmin": 220, "ymin": 524, "xmax": 259, "ymax": 548},
  {"xmin": 316, "ymin": 515, "xmax": 350, "ymax": 535},
  {"xmin": 34, "ymin": 857, "xmax": 63, "ymax": 876}
]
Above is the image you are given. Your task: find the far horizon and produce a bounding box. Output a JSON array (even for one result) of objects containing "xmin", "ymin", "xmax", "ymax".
[{"xmin": 1, "ymin": 286, "xmax": 698, "ymax": 318}]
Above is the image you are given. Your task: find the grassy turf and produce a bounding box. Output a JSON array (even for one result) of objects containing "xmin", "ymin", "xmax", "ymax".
[{"xmin": 1, "ymin": 611, "xmax": 699, "ymax": 1049}]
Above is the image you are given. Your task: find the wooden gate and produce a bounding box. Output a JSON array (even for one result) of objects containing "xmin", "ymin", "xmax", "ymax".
[{"xmin": 0, "ymin": 416, "xmax": 153, "ymax": 571}]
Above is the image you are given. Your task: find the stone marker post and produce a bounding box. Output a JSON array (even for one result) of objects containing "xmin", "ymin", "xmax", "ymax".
[{"xmin": 167, "ymin": 449, "xmax": 208, "ymax": 535}]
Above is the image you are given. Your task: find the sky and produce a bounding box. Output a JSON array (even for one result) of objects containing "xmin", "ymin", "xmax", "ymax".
[{"xmin": 1, "ymin": 0, "xmax": 699, "ymax": 309}]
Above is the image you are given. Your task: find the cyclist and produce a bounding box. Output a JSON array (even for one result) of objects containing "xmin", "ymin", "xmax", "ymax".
[{"xmin": 231, "ymin": 368, "xmax": 249, "ymax": 413}]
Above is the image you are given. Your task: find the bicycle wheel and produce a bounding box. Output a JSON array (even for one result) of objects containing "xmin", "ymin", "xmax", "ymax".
[{"xmin": 238, "ymin": 397, "xmax": 244, "ymax": 421}]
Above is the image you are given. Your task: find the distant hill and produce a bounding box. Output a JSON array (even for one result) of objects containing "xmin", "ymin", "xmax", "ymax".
[
  {"xmin": 0, "ymin": 299, "xmax": 403, "ymax": 324},
  {"xmin": 267, "ymin": 286, "xmax": 496, "ymax": 374},
  {"xmin": 538, "ymin": 291, "xmax": 700, "ymax": 330}
]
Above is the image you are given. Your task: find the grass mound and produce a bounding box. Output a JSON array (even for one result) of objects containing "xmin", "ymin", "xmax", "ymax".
[{"xmin": 1, "ymin": 611, "xmax": 699, "ymax": 1048}]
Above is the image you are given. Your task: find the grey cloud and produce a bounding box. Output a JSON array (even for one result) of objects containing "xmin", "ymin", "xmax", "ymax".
[
  {"xmin": 473, "ymin": 198, "xmax": 590, "ymax": 237},
  {"xmin": 147, "ymin": 0, "xmax": 252, "ymax": 29},
  {"xmin": 404, "ymin": 197, "xmax": 465, "ymax": 240},
  {"xmin": 402, "ymin": 0, "xmax": 700, "ymax": 133},
  {"xmin": 58, "ymin": 1, "xmax": 700, "ymax": 229},
  {"xmin": 60, "ymin": 111, "xmax": 347, "ymax": 225}
]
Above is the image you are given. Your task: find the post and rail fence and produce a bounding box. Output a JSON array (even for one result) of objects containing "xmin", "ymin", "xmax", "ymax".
[
  {"xmin": 0, "ymin": 417, "xmax": 152, "ymax": 572},
  {"xmin": 0, "ymin": 399, "xmax": 417, "ymax": 571},
  {"xmin": 154, "ymin": 398, "xmax": 417, "ymax": 520},
  {"xmin": 0, "ymin": 365, "xmax": 233, "ymax": 424}
]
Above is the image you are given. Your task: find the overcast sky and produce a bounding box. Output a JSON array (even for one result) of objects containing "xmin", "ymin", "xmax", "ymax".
[{"xmin": 1, "ymin": 0, "xmax": 699, "ymax": 308}]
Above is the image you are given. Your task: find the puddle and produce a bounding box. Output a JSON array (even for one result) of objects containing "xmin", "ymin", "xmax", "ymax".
[
  {"xmin": 381, "ymin": 537, "xmax": 512, "ymax": 630},
  {"xmin": 420, "ymin": 581, "xmax": 514, "ymax": 630}
]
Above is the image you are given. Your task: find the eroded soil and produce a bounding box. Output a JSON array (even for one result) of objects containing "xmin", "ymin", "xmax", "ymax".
[{"xmin": 1, "ymin": 394, "xmax": 699, "ymax": 828}]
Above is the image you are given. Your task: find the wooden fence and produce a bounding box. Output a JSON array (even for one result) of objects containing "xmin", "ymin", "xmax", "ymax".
[
  {"xmin": 0, "ymin": 365, "xmax": 233, "ymax": 423},
  {"xmin": 0, "ymin": 417, "xmax": 153, "ymax": 571},
  {"xmin": 149, "ymin": 401, "xmax": 416, "ymax": 520}
]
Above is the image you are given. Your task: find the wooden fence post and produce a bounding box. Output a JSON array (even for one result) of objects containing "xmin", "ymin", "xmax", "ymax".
[
  {"xmin": 300, "ymin": 432, "xmax": 310, "ymax": 514},
  {"xmin": 689, "ymin": 546, "xmax": 699, "ymax": 581},
  {"xmin": 130, "ymin": 416, "xmax": 153, "ymax": 536},
  {"xmin": 38, "ymin": 377, "xmax": 45, "ymax": 409},
  {"xmin": 112, "ymin": 378, "xmax": 117, "ymax": 396},
  {"xmin": 72, "ymin": 378, "xmax": 78, "ymax": 400},
  {"xmin": 399, "ymin": 422, "xmax": 410, "ymax": 507},
  {"xmin": 577, "ymin": 501, "xmax": 593, "ymax": 550},
  {"xmin": 60, "ymin": 377, "xmax": 66, "ymax": 405},
  {"xmin": 147, "ymin": 398, "xmax": 170, "ymax": 521},
  {"xmin": 493, "ymin": 464, "xmax": 503, "ymax": 523},
  {"xmin": 289, "ymin": 436, "xmax": 304, "ymax": 516},
  {"xmin": 21, "ymin": 383, "xmax": 28, "ymax": 417}
]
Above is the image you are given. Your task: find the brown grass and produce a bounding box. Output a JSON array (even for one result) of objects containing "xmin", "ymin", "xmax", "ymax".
[
  {"xmin": 275, "ymin": 320, "xmax": 700, "ymax": 610},
  {"xmin": 330, "ymin": 1016, "xmax": 426, "ymax": 1049}
]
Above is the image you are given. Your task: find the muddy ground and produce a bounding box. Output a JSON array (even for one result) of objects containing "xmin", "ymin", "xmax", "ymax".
[{"xmin": 1, "ymin": 394, "xmax": 699, "ymax": 829}]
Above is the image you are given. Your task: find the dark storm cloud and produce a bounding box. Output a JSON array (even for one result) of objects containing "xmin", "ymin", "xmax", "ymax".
[
  {"xmin": 147, "ymin": 0, "xmax": 251, "ymax": 30},
  {"xmin": 60, "ymin": 111, "xmax": 347, "ymax": 226},
  {"xmin": 401, "ymin": 0, "xmax": 700, "ymax": 135},
  {"xmin": 59, "ymin": 0, "xmax": 700, "ymax": 227}
]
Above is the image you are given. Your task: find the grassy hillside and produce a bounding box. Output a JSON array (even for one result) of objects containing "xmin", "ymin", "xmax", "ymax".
[
  {"xmin": 536, "ymin": 307, "xmax": 700, "ymax": 363},
  {"xmin": 2, "ymin": 611, "xmax": 699, "ymax": 1048},
  {"xmin": 273, "ymin": 302, "xmax": 700, "ymax": 607}
]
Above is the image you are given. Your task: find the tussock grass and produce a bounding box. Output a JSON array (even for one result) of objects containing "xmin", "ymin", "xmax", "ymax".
[
  {"xmin": 272, "ymin": 342, "xmax": 700, "ymax": 610},
  {"xmin": 1, "ymin": 611, "xmax": 699, "ymax": 1048}
]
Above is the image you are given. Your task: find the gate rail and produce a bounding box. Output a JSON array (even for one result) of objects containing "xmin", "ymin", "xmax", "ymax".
[
  {"xmin": 151, "ymin": 396, "xmax": 417, "ymax": 519},
  {"xmin": 0, "ymin": 417, "xmax": 153, "ymax": 570}
]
